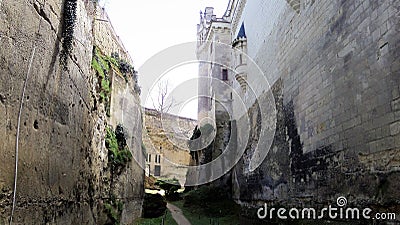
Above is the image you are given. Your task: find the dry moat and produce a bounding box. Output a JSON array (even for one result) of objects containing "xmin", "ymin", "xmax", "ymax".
[{"xmin": 0, "ymin": 0, "xmax": 399, "ymax": 224}]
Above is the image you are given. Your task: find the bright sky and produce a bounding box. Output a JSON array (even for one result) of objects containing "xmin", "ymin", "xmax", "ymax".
[{"xmin": 99, "ymin": 0, "xmax": 229, "ymax": 119}]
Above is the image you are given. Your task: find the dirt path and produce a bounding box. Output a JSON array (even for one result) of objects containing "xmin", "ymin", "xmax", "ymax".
[{"xmin": 167, "ymin": 203, "xmax": 192, "ymax": 225}]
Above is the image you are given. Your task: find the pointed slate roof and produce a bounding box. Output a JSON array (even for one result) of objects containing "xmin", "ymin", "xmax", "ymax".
[{"xmin": 237, "ymin": 23, "xmax": 246, "ymax": 39}]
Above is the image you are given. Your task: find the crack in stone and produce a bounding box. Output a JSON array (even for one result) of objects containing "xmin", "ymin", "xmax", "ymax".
[
  {"xmin": 33, "ymin": 2, "xmax": 57, "ymax": 35},
  {"xmin": 48, "ymin": 4, "xmax": 59, "ymax": 19},
  {"xmin": 66, "ymin": 55, "xmax": 92, "ymax": 112}
]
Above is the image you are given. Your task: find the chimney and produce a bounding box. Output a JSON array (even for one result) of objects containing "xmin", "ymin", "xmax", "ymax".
[{"xmin": 204, "ymin": 7, "xmax": 214, "ymax": 22}]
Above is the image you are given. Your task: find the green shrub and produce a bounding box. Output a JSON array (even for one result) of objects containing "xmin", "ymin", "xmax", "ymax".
[
  {"xmin": 110, "ymin": 52, "xmax": 135, "ymax": 77},
  {"xmin": 110, "ymin": 52, "xmax": 141, "ymax": 94},
  {"xmin": 104, "ymin": 198, "xmax": 124, "ymax": 225},
  {"xmin": 142, "ymin": 193, "xmax": 166, "ymax": 218},
  {"xmin": 155, "ymin": 178, "xmax": 181, "ymax": 200},
  {"xmin": 105, "ymin": 125, "xmax": 132, "ymax": 172}
]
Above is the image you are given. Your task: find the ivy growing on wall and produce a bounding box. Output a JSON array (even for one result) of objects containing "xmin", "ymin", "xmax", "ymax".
[
  {"xmin": 92, "ymin": 46, "xmax": 112, "ymax": 116},
  {"xmin": 111, "ymin": 53, "xmax": 133, "ymax": 78},
  {"xmin": 92, "ymin": 47, "xmax": 141, "ymax": 116},
  {"xmin": 105, "ymin": 124, "xmax": 132, "ymax": 173},
  {"xmin": 104, "ymin": 124, "xmax": 131, "ymax": 224},
  {"xmin": 60, "ymin": 0, "xmax": 78, "ymax": 69},
  {"xmin": 110, "ymin": 52, "xmax": 141, "ymax": 94},
  {"xmin": 104, "ymin": 196, "xmax": 124, "ymax": 225}
]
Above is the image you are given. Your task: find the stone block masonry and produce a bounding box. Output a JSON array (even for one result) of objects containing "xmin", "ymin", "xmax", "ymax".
[
  {"xmin": 235, "ymin": 0, "xmax": 400, "ymax": 210},
  {"xmin": 199, "ymin": 0, "xmax": 400, "ymax": 222},
  {"xmin": 143, "ymin": 108, "xmax": 196, "ymax": 186},
  {"xmin": 0, "ymin": 0, "xmax": 143, "ymax": 224}
]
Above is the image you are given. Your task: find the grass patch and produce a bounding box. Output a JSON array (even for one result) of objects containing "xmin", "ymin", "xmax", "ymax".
[
  {"xmin": 175, "ymin": 186, "xmax": 241, "ymax": 224},
  {"xmin": 173, "ymin": 200, "xmax": 240, "ymax": 225},
  {"xmin": 184, "ymin": 186, "xmax": 238, "ymax": 216},
  {"xmin": 135, "ymin": 209, "xmax": 177, "ymax": 225}
]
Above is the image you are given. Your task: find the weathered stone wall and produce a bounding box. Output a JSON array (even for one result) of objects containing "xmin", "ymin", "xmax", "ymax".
[
  {"xmin": 93, "ymin": 6, "xmax": 131, "ymax": 62},
  {"xmin": 108, "ymin": 71, "xmax": 144, "ymax": 223},
  {"xmin": 0, "ymin": 0, "xmax": 143, "ymax": 223},
  {"xmin": 143, "ymin": 108, "xmax": 195, "ymax": 186},
  {"xmin": 230, "ymin": 0, "xmax": 400, "ymax": 219},
  {"xmin": 195, "ymin": 10, "xmax": 236, "ymax": 189},
  {"xmin": 197, "ymin": 7, "xmax": 232, "ymax": 123}
]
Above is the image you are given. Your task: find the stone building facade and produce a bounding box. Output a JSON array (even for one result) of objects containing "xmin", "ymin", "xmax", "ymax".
[
  {"xmin": 197, "ymin": 7, "xmax": 232, "ymax": 124},
  {"xmin": 193, "ymin": 7, "xmax": 235, "ymax": 187},
  {"xmin": 195, "ymin": 0, "xmax": 400, "ymax": 221},
  {"xmin": 143, "ymin": 108, "xmax": 196, "ymax": 186}
]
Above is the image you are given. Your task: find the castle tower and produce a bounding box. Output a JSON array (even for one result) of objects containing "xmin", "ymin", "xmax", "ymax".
[
  {"xmin": 196, "ymin": 7, "xmax": 232, "ymax": 126},
  {"xmin": 232, "ymin": 23, "xmax": 248, "ymax": 94},
  {"xmin": 188, "ymin": 7, "xmax": 234, "ymax": 187}
]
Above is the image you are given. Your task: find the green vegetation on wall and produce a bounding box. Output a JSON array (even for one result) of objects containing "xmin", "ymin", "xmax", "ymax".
[
  {"xmin": 105, "ymin": 124, "xmax": 132, "ymax": 172},
  {"xmin": 103, "ymin": 123, "xmax": 132, "ymax": 224},
  {"xmin": 92, "ymin": 46, "xmax": 112, "ymax": 116},
  {"xmin": 110, "ymin": 52, "xmax": 141, "ymax": 94},
  {"xmin": 104, "ymin": 196, "xmax": 124, "ymax": 225},
  {"xmin": 92, "ymin": 47, "xmax": 141, "ymax": 117}
]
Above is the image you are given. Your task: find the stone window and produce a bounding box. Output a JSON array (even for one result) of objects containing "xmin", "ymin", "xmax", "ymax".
[
  {"xmin": 154, "ymin": 165, "xmax": 161, "ymax": 176},
  {"xmin": 147, "ymin": 154, "xmax": 151, "ymax": 163},
  {"xmin": 155, "ymin": 154, "xmax": 161, "ymax": 164},
  {"xmin": 222, "ymin": 68, "xmax": 228, "ymax": 81}
]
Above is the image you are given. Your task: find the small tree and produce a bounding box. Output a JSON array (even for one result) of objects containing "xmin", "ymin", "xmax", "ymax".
[{"xmin": 152, "ymin": 80, "xmax": 175, "ymax": 115}]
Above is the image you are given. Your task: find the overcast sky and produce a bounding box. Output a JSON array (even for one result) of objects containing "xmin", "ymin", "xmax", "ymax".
[{"xmin": 100, "ymin": 0, "xmax": 228, "ymax": 119}]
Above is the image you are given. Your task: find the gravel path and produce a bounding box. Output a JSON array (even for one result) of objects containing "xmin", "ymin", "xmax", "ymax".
[{"xmin": 167, "ymin": 203, "xmax": 192, "ymax": 225}]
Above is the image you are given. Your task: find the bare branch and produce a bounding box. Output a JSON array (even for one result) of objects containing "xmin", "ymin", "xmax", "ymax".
[{"xmin": 152, "ymin": 80, "xmax": 175, "ymax": 115}]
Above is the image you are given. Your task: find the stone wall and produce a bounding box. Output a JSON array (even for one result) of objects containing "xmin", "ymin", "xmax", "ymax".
[
  {"xmin": 108, "ymin": 70, "xmax": 144, "ymax": 223},
  {"xmin": 193, "ymin": 0, "xmax": 400, "ymax": 222},
  {"xmin": 93, "ymin": 6, "xmax": 131, "ymax": 62},
  {"xmin": 230, "ymin": 0, "xmax": 400, "ymax": 219},
  {"xmin": 0, "ymin": 0, "xmax": 143, "ymax": 223},
  {"xmin": 143, "ymin": 108, "xmax": 196, "ymax": 186}
]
